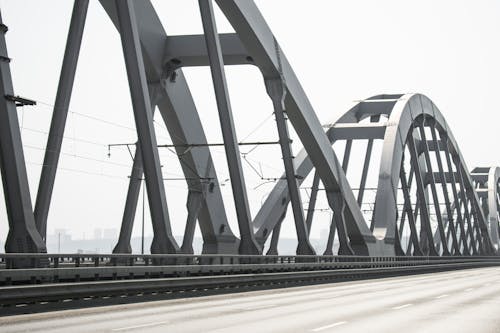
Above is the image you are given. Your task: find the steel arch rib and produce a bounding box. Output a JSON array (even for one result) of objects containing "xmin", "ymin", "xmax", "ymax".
[
  {"xmin": 254, "ymin": 95, "xmax": 400, "ymax": 252},
  {"xmin": 486, "ymin": 167, "xmax": 500, "ymax": 250},
  {"xmin": 373, "ymin": 94, "xmax": 493, "ymax": 254},
  {"xmin": 256, "ymin": 92, "xmax": 496, "ymax": 256}
]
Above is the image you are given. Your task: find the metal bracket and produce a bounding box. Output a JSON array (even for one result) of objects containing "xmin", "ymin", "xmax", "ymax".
[{"xmin": 5, "ymin": 94, "xmax": 36, "ymax": 107}]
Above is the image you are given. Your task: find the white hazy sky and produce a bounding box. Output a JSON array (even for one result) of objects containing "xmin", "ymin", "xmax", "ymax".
[{"xmin": 0, "ymin": 0, "xmax": 499, "ymax": 250}]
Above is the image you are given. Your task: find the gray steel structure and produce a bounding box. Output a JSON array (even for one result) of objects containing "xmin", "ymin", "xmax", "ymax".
[{"xmin": 0, "ymin": 0, "xmax": 498, "ymax": 267}]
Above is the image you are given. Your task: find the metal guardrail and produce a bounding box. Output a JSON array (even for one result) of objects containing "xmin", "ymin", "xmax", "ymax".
[
  {"xmin": 1, "ymin": 254, "xmax": 500, "ymax": 286},
  {"xmin": 2, "ymin": 253, "xmax": 496, "ymax": 268},
  {"xmin": 2, "ymin": 259, "xmax": 500, "ymax": 307}
]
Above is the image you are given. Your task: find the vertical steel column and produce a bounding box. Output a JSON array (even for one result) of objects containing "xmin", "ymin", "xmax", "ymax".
[
  {"xmin": 357, "ymin": 140, "xmax": 374, "ymax": 206},
  {"xmin": 115, "ymin": 0, "xmax": 178, "ymax": 253},
  {"xmin": 468, "ymin": 197, "xmax": 484, "ymax": 254},
  {"xmin": 399, "ymin": 165, "xmax": 423, "ymax": 255},
  {"xmin": 357, "ymin": 115, "xmax": 378, "ymax": 206},
  {"xmin": 325, "ymin": 139, "xmax": 354, "ymax": 255},
  {"xmin": 34, "ymin": 0, "xmax": 89, "ymax": 240},
  {"xmin": 198, "ymin": 0, "xmax": 260, "ymax": 254},
  {"xmin": 266, "ymin": 212, "xmax": 285, "ymax": 255},
  {"xmin": 399, "ymin": 165, "xmax": 415, "ymax": 240},
  {"xmin": 181, "ymin": 190, "xmax": 204, "ymax": 254},
  {"xmin": 407, "ymin": 128, "xmax": 438, "ymax": 256},
  {"xmin": 323, "ymin": 214, "xmax": 337, "ymax": 255},
  {"xmin": 455, "ymin": 158, "xmax": 478, "ymax": 255},
  {"xmin": 342, "ymin": 140, "xmax": 352, "ymax": 172},
  {"xmin": 326, "ymin": 191, "xmax": 354, "ymax": 255},
  {"xmin": 113, "ymin": 143, "xmax": 142, "ymax": 254},
  {"xmin": 417, "ymin": 120, "xmax": 450, "ymax": 255},
  {"xmin": 430, "ymin": 124, "xmax": 460, "ymax": 255},
  {"xmin": 393, "ymin": 220, "xmax": 406, "ymax": 256},
  {"xmin": 305, "ymin": 171, "xmax": 320, "ymax": 234},
  {"xmin": 265, "ymin": 78, "xmax": 314, "ymax": 255},
  {"xmin": 113, "ymin": 86, "xmax": 158, "ymax": 254},
  {"xmin": 442, "ymin": 133, "xmax": 468, "ymax": 254},
  {"xmin": 0, "ymin": 12, "xmax": 47, "ymax": 258}
]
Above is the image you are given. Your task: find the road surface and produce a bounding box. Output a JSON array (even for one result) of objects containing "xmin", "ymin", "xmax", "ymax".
[{"xmin": 1, "ymin": 267, "xmax": 500, "ymax": 332}]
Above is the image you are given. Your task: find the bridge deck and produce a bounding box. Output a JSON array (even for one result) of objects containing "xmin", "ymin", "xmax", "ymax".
[{"xmin": 1, "ymin": 267, "xmax": 499, "ymax": 332}]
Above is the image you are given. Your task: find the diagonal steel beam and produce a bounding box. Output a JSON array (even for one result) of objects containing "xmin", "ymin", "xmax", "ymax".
[
  {"xmin": 429, "ymin": 122, "xmax": 460, "ymax": 255},
  {"xmin": 407, "ymin": 127, "xmax": 438, "ymax": 256},
  {"xmin": 266, "ymin": 212, "xmax": 285, "ymax": 255},
  {"xmin": 454, "ymin": 156, "xmax": 478, "ymax": 255},
  {"xmin": 100, "ymin": 0, "xmax": 239, "ymax": 254},
  {"xmin": 215, "ymin": 0, "xmax": 376, "ymax": 255},
  {"xmin": 115, "ymin": 0, "xmax": 178, "ymax": 253},
  {"xmin": 416, "ymin": 118, "xmax": 450, "ymax": 255},
  {"xmin": 265, "ymin": 78, "xmax": 314, "ymax": 255},
  {"xmin": 305, "ymin": 171, "xmax": 321, "ymax": 234},
  {"xmin": 34, "ymin": 0, "xmax": 89, "ymax": 241},
  {"xmin": 199, "ymin": 0, "xmax": 260, "ymax": 255},
  {"xmin": 399, "ymin": 163, "xmax": 423, "ymax": 256},
  {"xmin": 0, "ymin": 11, "xmax": 47, "ymax": 260},
  {"xmin": 442, "ymin": 133, "xmax": 468, "ymax": 254}
]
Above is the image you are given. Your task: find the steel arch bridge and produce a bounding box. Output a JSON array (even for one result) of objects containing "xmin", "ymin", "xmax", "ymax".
[{"xmin": 0, "ymin": 0, "xmax": 498, "ymax": 268}]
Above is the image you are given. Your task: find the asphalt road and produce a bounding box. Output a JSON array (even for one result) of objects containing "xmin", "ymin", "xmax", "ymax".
[{"xmin": 2, "ymin": 267, "xmax": 500, "ymax": 333}]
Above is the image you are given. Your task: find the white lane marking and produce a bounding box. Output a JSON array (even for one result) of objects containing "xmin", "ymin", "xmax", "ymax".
[
  {"xmin": 465, "ymin": 288, "xmax": 474, "ymax": 292},
  {"xmin": 111, "ymin": 321, "xmax": 170, "ymax": 331},
  {"xmin": 319, "ymin": 296, "xmax": 337, "ymax": 300},
  {"xmin": 435, "ymin": 294, "xmax": 448, "ymax": 299},
  {"xmin": 242, "ymin": 304, "xmax": 276, "ymax": 311},
  {"xmin": 311, "ymin": 321, "xmax": 347, "ymax": 332},
  {"xmin": 392, "ymin": 303, "xmax": 413, "ymax": 310}
]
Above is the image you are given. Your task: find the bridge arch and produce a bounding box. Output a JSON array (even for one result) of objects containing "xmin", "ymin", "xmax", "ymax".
[{"xmin": 255, "ymin": 93, "xmax": 496, "ymax": 256}]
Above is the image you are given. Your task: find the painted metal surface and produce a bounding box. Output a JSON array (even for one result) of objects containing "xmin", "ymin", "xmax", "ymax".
[
  {"xmin": 1, "ymin": 0, "xmax": 499, "ymax": 264},
  {"xmin": 0, "ymin": 10, "xmax": 47, "ymax": 259}
]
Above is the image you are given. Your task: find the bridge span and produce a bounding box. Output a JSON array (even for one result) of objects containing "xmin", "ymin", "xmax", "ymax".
[{"xmin": 1, "ymin": 0, "xmax": 500, "ymax": 326}]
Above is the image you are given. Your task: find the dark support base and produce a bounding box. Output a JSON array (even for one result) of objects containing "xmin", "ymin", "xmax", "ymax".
[
  {"xmin": 112, "ymin": 242, "xmax": 132, "ymax": 254},
  {"xmin": 201, "ymin": 236, "xmax": 239, "ymax": 255},
  {"xmin": 5, "ymin": 232, "xmax": 47, "ymax": 268},
  {"xmin": 238, "ymin": 238, "xmax": 262, "ymax": 256},
  {"xmin": 6, "ymin": 258, "xmax": 49, "ymax": 269},
  {"xmin": 323, "ymin": 249, "xmax": 334, "ymax": 256},
  {"xmin": 296, "ymin": 243, "xmax": 315, "ymax": 256}
]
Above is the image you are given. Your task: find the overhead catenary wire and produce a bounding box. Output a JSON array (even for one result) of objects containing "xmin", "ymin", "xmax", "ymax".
[
  {"xmin": 21, "ymin": 126, "xmax": 108, "ymax": 148},
  {"xmin": 23, "ymin": 143, "xmax": 186, "ymax": 178},
  {"xmin": 27, "ymin": 98, "xmax": 221, "ymax": 183},
  {"xmin": 21, "ymin": 97, "xmax": 293, "ymax": 190}
]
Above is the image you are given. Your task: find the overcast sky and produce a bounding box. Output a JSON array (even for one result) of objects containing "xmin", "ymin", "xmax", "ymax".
[{"xmin": 0, "ymin": 0, "xmax": 499, "ymax": 252}]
